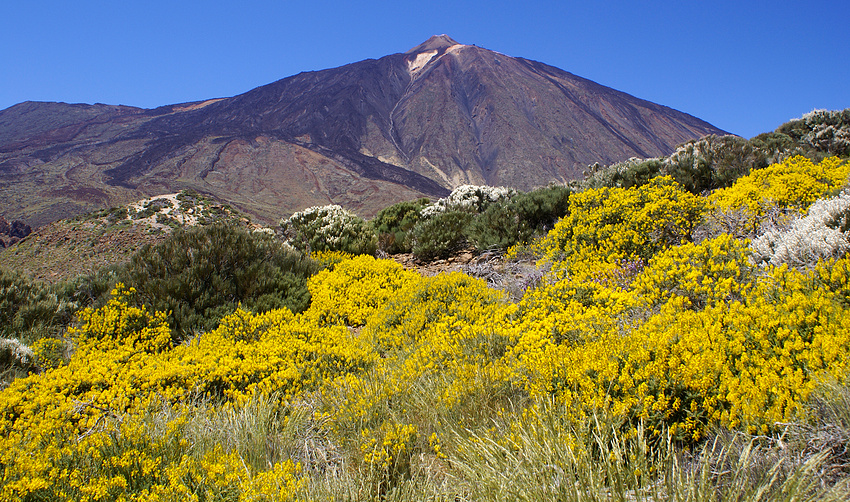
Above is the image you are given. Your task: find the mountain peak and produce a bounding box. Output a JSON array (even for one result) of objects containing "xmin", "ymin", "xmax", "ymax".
[{"xmin": 406, "ymin": 34, "xmax": 460, "ymax": 54}]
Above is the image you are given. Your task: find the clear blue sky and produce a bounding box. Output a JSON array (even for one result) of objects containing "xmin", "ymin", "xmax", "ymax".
[{"xmin": 2, "ymin": 0, "xmax": 848, "ymax": 139}]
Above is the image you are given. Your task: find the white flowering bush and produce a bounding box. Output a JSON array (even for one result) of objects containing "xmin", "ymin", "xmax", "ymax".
[
  {"xmin": 799, "ymin": 110, "xmax": 850, "ymax": 156},
  {"xmin": 281, "ymin": 205, "xmax": 377, "ymax": 255},
  {"xmin": 778, "ymin": 109, "xmax": 850, "ymax": 158},
  {"xmin": 252, "ymin": 227, "xmax": 277, "ymax": 236},
  {"xmin": 420, "ymin": 184, "xmax": 515, "ymax": 218},
  {"xmin": 0, "ymin": 337, "xmax": 35, "ymax": 367},
  {"xmin": 1, "ymin": 337, "xmax": 37, "ymax": 389},
  {"xmin": 751, "ymin": 192, "xmax": 850, "ymax": 268}
]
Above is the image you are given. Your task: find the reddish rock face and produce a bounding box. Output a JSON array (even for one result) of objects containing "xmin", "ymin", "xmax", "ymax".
[{"xmin": 0, "ymin": 35, "xmax": 725, "ymax": 227}]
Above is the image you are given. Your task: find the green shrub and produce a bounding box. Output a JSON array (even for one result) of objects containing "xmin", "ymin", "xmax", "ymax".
[
  {"xmin": 121, "ymin": 223, "xmax": 319, "ymax": 340},
  {"xmin": 409, "ymin": 185, "xmax": 517, "ymax": 260},
  {"xmin": 581, "ymin": 158, "xmax": 665, "ymax": 190},
  {"xmin": 0, "ymin": 268, "xmax": 80, "ymax": 344},
  {"xmin": 370, "ymin": 198, "xmax": 429, "ymax": 254},
  {"xmin": 467, "ymin": 186, "xmax": 571, "ymax": 251},
  {"xmin": 748, "ymin": 131, "xmax": 805, "ymax": 163},
  {"xmin": 281, "ymin": 205, "xmax": 378, "ymax": 255},
  {"xmin": 57, "ymin": 265, "xmax": 122, "ymax": 309},
  {"xmin": 106, "ymin": 207, "xmax": 128, "ymax": 223},
  {"xmin": 466, "ymin": 203, "xmax": 519, "ymax": 251},
  {"xmin": 613, "ymin": 159, "xmax": 665, "ymax": 188},
  {"xmin": 411, "ymin": 210, "xmax": 473, "ymax": 260},
  {"xmin": 663, "ymin": 135, "xmax": 766, "ymax": 193}
]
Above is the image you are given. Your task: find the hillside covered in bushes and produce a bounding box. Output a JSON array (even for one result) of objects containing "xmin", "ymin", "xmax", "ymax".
[{"xmin": 2, "ymin": 110, "xmax": 850, "ymax": 500}]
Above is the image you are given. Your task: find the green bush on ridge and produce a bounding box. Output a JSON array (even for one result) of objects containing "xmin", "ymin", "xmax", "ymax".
[
  {"xmin": 405, "ymin": 184, "xmax": 571, "ymax": 259},
  {"xmin": 778, "ymin": 108, "xmax": 850, "ymax": 157}
]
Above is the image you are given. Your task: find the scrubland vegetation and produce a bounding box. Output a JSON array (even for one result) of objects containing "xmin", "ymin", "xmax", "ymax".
[{"xmin": 2, "ymin": 110, "xmax": 850, "ymax": 500}]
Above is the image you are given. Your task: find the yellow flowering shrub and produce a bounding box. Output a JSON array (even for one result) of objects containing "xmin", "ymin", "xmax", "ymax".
[
  {"xmin": 360, "ymin": 421, "xmax": 418, "ymax": 490},
  {"xmin": 306, "ymin": 254, "xmax": 419, "ymax": 327},
  {"xmin": 708, "ymin": 156, "xmax": 850, "ymax": 234},
  {"xmin": 502, "ymin": 234, "xmax": 850, "ymax": 440},
  {"xmin": 238, "ymin": 460, "xmax": 305, "ymax": 502},
  {"xmin": 711, "ymin": 156, "xmax": 850, "ymax": 213},
  {"xmin": 632, "ymin": 233, "xmax": 753, "ymax": 309},
  {"xmin": 625, "ymin": 260, "xmax": 850, "ymax": 438},
  {"xmin": 0, "ymin": 397, "xmax": 255, "ymax": 501},
  {"xmin": 30, "ymin": 335, "xmax": 68, "ymax": 370},
  {"xmin": 0, "ymin": 286, "xmax": 174, "ymax": 499},
  {"xmin": 0, "ymin": 286, "xmax": 359, "ymax": 500},
  {"xmin": 364, "ymin": 271, "xmax": 507, "ymax": 353},
  {"xmin": 1, "ymin": 406, "xmax": 307, "ymax": 501},
  {"xmin": 502, "ymin": 271, "xmax": 638, "ymax": 397},
  {"xmin": 309, "ymin": 249, "xmax": 354, "ymax": 269},
  {"xmin": 168, "ymin": 307, "xmax": 373, "ymax": 404},
  {"xmin": 72, "ymin": 284, "xmax": 173, "ymax": 355},
  {"xmin": 531, "ymin": 176, "xmax": 704, "ymax": 270},
  {"xmin": 322, "ymin": 272, "xmax": 513, "ymax": 453}
]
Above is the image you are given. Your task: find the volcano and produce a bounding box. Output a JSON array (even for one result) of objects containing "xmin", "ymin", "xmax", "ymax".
[{"xmin": 0, "ymin": 35, "xmax": 726, "ymax": 227}]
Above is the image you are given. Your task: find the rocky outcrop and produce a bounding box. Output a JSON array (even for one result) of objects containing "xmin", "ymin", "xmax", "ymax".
[{"xmin": 0, "ymin": 216, "xmax": 31, "ymax": 248}]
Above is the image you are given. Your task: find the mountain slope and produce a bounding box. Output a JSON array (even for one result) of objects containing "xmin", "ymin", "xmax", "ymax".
[{"xmin": 0, "ymin": 35, "xmax": 726, "ymax": 227}]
